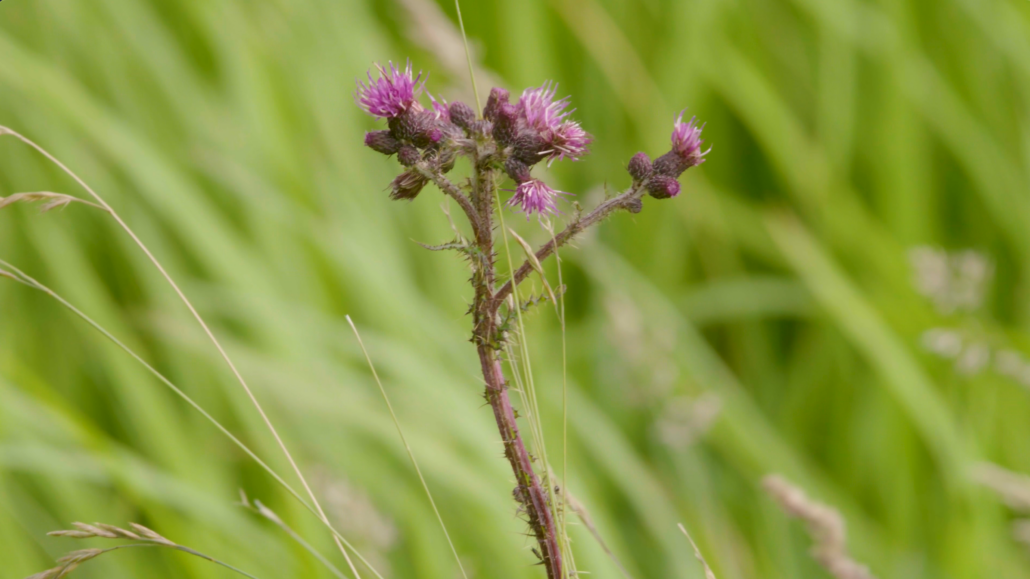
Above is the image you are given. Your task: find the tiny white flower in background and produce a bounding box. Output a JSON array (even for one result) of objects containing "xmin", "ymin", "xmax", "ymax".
[
  {"xmin": 956, "ymin": 342, "xmax": 991, "ymax": 375},
  {"xmin": 995, "ymin": 350, "xmax": 1025, "ymax": 378},
  {"xmin": 656, "ymin": 393, "xmax": 722, "ymax": 450},
  {"xmin": 921, "ymin": 328, "xmax": 964, "ymax": 358},
  {"xmin": 910, "ymin": 247, "xmax": 950, "ymax": 304},
  {"xmin": 909, "ymin": 246, "xmax": 993, "ymax": 314}
]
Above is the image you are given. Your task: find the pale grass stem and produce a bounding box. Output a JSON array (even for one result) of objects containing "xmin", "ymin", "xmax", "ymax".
[
  {"xmin": 0, "ymin": 260, "xmax": 383, "ymax": 578},
  {"xmin": 453, "ymin": 0, "xmax": 482, "ymax": 114},
  {"xmin": 0, "ymin": 126, "xmax": 362, "ymax": 578},
  {"xmin": 543, "ymin": 219, "xmax": 572, "ymax": 575},
  {"xmin": 676, "ymin": 523, "xmax": 717, "ymax": 579},
  {"xmin": 345, "ymin": 315, "xmax": 469, "ymax": 579},
  {"xmin": 239, "ymin": 491, "xmax": 349, "ymax": 579},
  {"xmin": 552, "ymin": 470, "xmax": 633, "ymax": 579}
]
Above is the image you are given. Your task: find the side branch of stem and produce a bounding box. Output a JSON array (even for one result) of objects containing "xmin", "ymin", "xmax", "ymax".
[
  {"xmin": 416, "ymin": 163, "xmax": 484, "ymax": 238},
  {"xmin": 492, "ymin": 182, "xmax": 646, "ymax": 307}
]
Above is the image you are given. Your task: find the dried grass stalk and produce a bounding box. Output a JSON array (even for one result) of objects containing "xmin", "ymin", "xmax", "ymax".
[
  {"xmin": 762, "ymin": 475, "xmax": 876, "ymax": 579},
  {"xmin": 27, "ymin": 522, "xmax": 260, "ymax": 579},
  {"xmin": 0, "ymin": 191, "xmax": 107, "ymax": 213}
]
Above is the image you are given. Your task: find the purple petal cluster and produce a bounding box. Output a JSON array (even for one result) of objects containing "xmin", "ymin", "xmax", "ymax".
[
  {"xmin": 356, "ymin": 59, "xmax": 711, "ymax": 219},
  {"xmin": 519, "ymin": 83, "xmax": 571, "ymax": 134},
  {"xmin": 517, "ymin": 83, "xmax": 592, "ymax": 165},
  {"xmin": 356, "ymin": 61, "xmax": 425, "ymax": 119},
  {"xmin": 507, "ymin": 179, "xmax": 568, "ymax": 218},
  {"xmin": 671, "ymin": 111, "xmax": 708, "ymax": 164},
  {"xmin": 545, "ymin": 120, "xmax": 591, "ymax": 164}
]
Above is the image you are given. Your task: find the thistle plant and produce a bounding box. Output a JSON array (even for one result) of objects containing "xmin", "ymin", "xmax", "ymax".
[{"xmin": 356, "ymin": 60, "xmax": 709, "ymax": 579}]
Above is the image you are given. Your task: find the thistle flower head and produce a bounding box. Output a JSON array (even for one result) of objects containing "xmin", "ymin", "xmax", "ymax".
[
  {"xmin": 449, "ymin": 101, "xmax": 476, "ymax": 131},
  {"xmin": 483, "ymin": 87, "xmax": 511, "ymax": 121},
  {"xmin": 519, "ymin": 82, "xmax": 571, "ymax": 133},
  {"xmin": 507, "ymin": 179, "xmax": 568, "ymax": 218},
  {"xmin": 671, "ymin": 111, "xmax": 708, "ymax": 164},
  {"xmin": 545, "ymin": 120, "xmax": 591, "ymax": 164},
  {"xmin": 356, "ymin": 61, "xmax": 425, "ymax": 119},
  {"xmin": 516, "ymin": 82, "xmax": 591, "ymax": 164}
]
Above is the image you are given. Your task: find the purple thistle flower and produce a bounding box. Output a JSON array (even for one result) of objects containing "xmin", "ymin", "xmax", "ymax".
[
  {"xmin": 671, "ymin": 111, "xmax": 709, "ymax": 164},
  {"xmin": 517, "ymin": 82, "xmax": 591, "ymax": 165},
  {"xmin": 507, "ymin": 179, "xmax": 568, "ymax": 218},
  {"xmin": 544, "ymin": 120, "xmax": 591, "ymax": 164},
  {"xmin": 518, "ymin": 82, "xmax": 571, "ymax": 134},
  {"xmin": 356, "ymin": 61, "xmax": 425, "ymax": 119}
]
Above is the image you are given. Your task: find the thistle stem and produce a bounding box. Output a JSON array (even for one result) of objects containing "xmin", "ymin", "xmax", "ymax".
[
  {"xmin": 469, "ymin": 155, "xmax": 563, "ymax": 579},
  {"xmin": 476, "ymin": 347, "xmax": 563, "ymax": 579}
]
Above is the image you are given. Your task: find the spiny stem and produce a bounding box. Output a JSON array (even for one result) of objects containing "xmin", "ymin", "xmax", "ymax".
[
  {"xmin": 466, "ymin": 156, "xmax": 562, "ymax": 579},
  {"xmin": 0, "ymin": 126, "xmax": 363, "ymax": 578},
  {"xmin": 493, "ymin": 189, "xmax": 566, "ymax": 577}
]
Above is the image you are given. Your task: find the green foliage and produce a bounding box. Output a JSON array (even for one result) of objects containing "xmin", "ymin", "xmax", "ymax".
[{"xmin": 1, "ymin": 0, "xmax": 1029, "ymax": 578}]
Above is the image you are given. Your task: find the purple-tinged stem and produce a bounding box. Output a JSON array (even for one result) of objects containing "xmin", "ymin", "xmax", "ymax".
[
  {"xmin": 477, "ymin": 348, "xmax": 563, "ymax": 579},
  {"xmin": 492, "ymin": 182, "xmax": 647, "ymax": 308},
  {"xmin": 462, "ymin": 149, "xmax": 562, "ymax": 579}
]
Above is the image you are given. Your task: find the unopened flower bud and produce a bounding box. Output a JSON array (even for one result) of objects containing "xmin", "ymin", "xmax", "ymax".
[
  {"xmin": 365, "ymin": 130, "xmax": 402, "ymax": 155},
  {"xmin": 513, "ymin": 133, "xmax": 547, "ymax": 166},
  {"xmin": 388, "ymin": 108, "xmax": 431, "ymax": 145},
  {"xmin": 483, "ymin": 87, "xmax": 510, "ymax": 121},
  {"xmin": 627, "ymin": 152, "xmax": 652, "ymax": 182},
  {"xmin": 647, "ymin": 175, "xmax": 681, "ymax": 199},
  {"xmin": 389, "ymin": 169, "xmax": 428, "ymax": 200},
  {"xmin": 492, "ymin": 103, "xmax": 519, "ymax": 146},
  {"xmin": 397, "ymin": 145, "xmax": 421, "ymax": 166},
  {"xmin": 652, "ymin": 151, "xmax": 689, "ymax": 178},
  {"xmin": 449, "ymin": 101, "xmax": 476, "ymax": 131},
  {"xmin": 505, "ymin": 158, "xmax": 532, "ymax": 183}
]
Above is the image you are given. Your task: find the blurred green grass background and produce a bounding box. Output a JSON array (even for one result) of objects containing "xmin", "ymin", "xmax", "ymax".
[{"xmin": 2, "ymin": 0, "xmax": 1030, "ymax": 577}]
